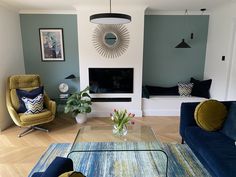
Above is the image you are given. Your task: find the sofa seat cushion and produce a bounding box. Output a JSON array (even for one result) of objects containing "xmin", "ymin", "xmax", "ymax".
[
  {"xmin": 185, "ymin": 126, "xmax": 236, "ymax": 177},
  {"xmin": 19, "ymin": 109, "xmax": 52, "ymax": 124}
]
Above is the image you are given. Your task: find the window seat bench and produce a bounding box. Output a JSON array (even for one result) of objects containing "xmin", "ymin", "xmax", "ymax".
[{"xmin": 142, "ymin": 96, "xmax": 206, "ymax": 116}]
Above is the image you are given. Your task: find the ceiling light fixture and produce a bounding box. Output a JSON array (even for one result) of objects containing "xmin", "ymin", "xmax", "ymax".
[
  {"xmin": 175, "ymin": 9, "xmax": 191, "ymax": 48},
  {"xmin": 90, "ymin": 0, "xmax": 131, "ymax": 24}
]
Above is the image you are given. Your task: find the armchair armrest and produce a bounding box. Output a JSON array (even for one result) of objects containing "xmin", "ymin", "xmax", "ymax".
[
  {"xmin": 6, "ymin": 90, "xmax": 21, "ymax": 126},
  {"xmin": 44, "ymin": 94, "xmax": 56, "ymax": 115},
  {"xmin": 179, "ymin": 102, "xmax": 199, "ymax": 139}
]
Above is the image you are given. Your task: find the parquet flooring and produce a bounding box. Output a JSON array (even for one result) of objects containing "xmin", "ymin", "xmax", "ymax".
[{"xmin": 0, "ymin": 114, "xmax": 180, "ymax": 177}]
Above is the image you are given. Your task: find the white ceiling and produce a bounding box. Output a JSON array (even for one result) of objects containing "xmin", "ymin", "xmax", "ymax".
[{"xmin": 0, "ymin": 0, "xmax": 232, "ymax": 12}]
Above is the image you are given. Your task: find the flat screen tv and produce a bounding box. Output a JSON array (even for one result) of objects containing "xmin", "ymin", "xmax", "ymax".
[{"xmin": 89, "ymin": 68, "xmax": 134, "ymax": 93}]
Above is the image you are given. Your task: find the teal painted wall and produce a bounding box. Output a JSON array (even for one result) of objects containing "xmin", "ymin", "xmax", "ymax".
[
  {"xmin": 143, "ymin": 15, "xmax": 209, "ymax": 86},
  {"xmin": 20, "ymin": 14, "xmax": 79, "ymax": 98}
]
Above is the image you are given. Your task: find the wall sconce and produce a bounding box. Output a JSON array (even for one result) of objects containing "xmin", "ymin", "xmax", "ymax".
[{"xmin": 175, "ymin": 8, "xmax": 206, "ymax": 48}]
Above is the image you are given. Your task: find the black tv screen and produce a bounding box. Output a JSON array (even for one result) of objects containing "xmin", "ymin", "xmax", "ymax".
[{"xmin": 89, "ymin": 68, "xmax": 134, "ymax": 93}]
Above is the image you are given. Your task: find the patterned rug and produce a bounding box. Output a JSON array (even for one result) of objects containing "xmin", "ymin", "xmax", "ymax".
[{"xmin": 29, "ymin": 143, "xmax": 211, "ymax": 177}]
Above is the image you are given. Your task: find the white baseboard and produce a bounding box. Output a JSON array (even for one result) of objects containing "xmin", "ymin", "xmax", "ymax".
[
  {"xmin": 88, "ymin": 109, "xmax": 143, "ymax": 117},
  {"xmin": 143, "ymin": 109, "xmax": 180, "ymax": 116}
]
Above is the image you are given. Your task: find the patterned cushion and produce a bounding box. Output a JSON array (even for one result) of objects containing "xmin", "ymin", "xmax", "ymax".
[
  {"xmin": 16, "ymin": 86, "xmax": 44, "ymax": 113},
  {"xmin": 178, "ymin": 83, "xmax": 194, "ymax": 96},
  {"xmin": 21, "ymin": 94, "xmax": 44, "ymax": 114}
]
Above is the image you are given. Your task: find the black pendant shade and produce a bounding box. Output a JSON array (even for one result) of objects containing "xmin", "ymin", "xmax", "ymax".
[
  {"xmin": 90, "ymin": 13, "xmax": 131, "ymax": 24},
  {"xmin": 175, "ymin": 39, "xmax": 191, "ymax": 48},
  {"xmin": 90, "ymin": 0, "xmax": 131, "ymax": 24}
]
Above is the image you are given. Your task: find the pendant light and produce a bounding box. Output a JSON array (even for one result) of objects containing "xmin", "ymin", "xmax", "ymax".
[
  {"xmin": 175, "ymin": 39, "xmax": 191, "ymax": 48},
  {"xmin": 175, "ymin": 10, "xmax": 191, "ymax": 48},
  {"xmin": 90, "ymin": 0, "xmax": 131, "ymax": 24}
]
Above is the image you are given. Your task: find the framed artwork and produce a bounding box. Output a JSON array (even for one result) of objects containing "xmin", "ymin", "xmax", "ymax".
[{"xmin": 39, "ymin": 28, "xmax": 65, "ymax": 61}]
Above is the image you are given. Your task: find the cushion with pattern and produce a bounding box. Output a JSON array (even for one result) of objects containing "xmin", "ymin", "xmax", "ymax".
[
  {"xmin": 178, "ymin": 83, "xmax": 194, "ymax": 97},
  {"xmin": 21, "ymin": 94, "xmax": 44, "ymax": 114},
  {"xmin": 16, "ymin": 86, "xmax": 44, "ymax": 113}
]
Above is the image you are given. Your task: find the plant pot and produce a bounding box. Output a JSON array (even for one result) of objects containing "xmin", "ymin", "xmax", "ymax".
[{"xmin": 75, "ymin": 113, "xmax": 87, "ymax": 124}]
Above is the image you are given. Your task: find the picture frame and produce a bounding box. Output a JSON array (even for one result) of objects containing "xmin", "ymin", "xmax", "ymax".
[{"xmin": 39, "ymin": 28, "xmax": 65, "ymax": 61}]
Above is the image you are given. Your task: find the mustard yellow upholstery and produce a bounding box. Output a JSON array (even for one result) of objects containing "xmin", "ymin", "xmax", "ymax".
[
  {"xmin": 6, "ymin": 74, "xmax": 56, "ymax": 127},
  {"xmin": 194, "ymin": 99, "xmax": 227, "ymax": 131},
  {"xmin": 59, "ymin": 171, "xmax": 85, "ymax": 177}
]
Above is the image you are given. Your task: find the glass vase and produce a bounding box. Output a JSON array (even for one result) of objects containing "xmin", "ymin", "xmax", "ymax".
[{"xmin": 112, "ymin": 124, "xmax": 128, "ymax": 136}]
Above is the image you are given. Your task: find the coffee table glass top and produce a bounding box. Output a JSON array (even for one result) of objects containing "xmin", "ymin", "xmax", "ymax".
[
  {"xmin": 70, "ymin": 125, "xmax": 163, "ymax": 151},
  {"xmin": 68, "ymin": 125, "xmax": 168, "ymax": 177}
]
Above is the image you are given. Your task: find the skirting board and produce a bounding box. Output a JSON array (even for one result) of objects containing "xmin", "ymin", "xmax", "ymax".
[
  {"xmin": 88, "ymin": 110, "xmax": 143, "ymax": 118},
  {"xmin": 143, "ymin": 109, "xmax": 180, "ymax": 116}
]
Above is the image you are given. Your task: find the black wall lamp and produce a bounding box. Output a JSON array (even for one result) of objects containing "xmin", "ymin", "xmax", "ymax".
[
  {"xmin": 175, "ymin": 8, "xmax": 206, "ymax": 49},
  {"xmin": 175, "ymin": 10, "xmax": 192, "ymax": 48},
  {"xmin": 65, "ymin": 74, "xmax": 79, "ymax": 80}
]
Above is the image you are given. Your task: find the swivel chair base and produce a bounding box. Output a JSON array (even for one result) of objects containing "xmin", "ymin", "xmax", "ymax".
[{"xmin": 18, "ymin": 126, "xmax": 49, "ymax": 138}]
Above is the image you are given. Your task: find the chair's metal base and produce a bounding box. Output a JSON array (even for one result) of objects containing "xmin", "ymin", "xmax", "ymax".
[{"xmin": 18, "ymin": 126, "xmax": 49, "ymax": 138}]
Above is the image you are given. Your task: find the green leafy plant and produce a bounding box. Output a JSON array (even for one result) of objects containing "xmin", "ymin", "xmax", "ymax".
[{"xmin": 64, "ymin": 86, "xmax": 92, "ymax": 116}]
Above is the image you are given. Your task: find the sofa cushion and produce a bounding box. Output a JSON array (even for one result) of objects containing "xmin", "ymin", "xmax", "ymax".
[
  {"xmin": 221, "ymin": 102, "xmax": 236, "ymax": 140},
  {"xmin": 145, "ymin": 85, "xmax": 179, "ymax": 95},
  {"xmin": 16, "ymin": 86, "xmax": 44, "ymax": 113},
  {"xmin": 59, "ymin": 171, "xmax": 85, "ymax": 177},
  {"xmin": 185, "ymin": 126, "xmax": 236, "ymax": 177},
  {"xmin": 190, "ymin": 77, "xmax": 212, "ymax": 98},
  {"xmin": 19, "ymin": 110, "xmax": 52, "ymax": 124},
  {"xmin": 194, "ymin": 100, "xmax": 227, "ymax": 131},
  {"xmin": 22, "ymin": 94, "xmax": 44, "ymax": 114},
  {"xmin": 178, "ymin": 83, "xmax": 193, "ymax": 97},
  {"xmin": 142, "ymin": 86, "xmax": 150, "ymax": 98}
]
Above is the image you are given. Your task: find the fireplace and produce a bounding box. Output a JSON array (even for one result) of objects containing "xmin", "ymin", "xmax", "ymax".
[{"xmin": 89, "ymin": 68, "xmax": 134, "ymax": 94}]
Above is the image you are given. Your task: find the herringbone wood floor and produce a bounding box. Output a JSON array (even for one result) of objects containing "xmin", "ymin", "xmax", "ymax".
[{"xmin": 0, "ymin": 115, "xmax": 180, "ymax": 177}]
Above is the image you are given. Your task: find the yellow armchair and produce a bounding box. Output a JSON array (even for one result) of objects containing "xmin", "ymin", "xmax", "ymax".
[{"xmin": 6, "ymin": 74, "xmax": 56, "ymax": 137}]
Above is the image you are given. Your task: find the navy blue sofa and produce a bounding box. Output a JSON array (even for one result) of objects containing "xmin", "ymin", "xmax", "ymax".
[
  {"xmin": 180, "ymin": 101, "xmax": 236, "ymax": 177},
  {"xmin": 31, "ymin": 157, "xmax": 73, "ymax": 177}
]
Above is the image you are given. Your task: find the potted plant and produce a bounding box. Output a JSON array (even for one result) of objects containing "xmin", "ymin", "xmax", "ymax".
[{"xmin": 64, "ymin": 86, "xmax": 92, "ymax": 124}]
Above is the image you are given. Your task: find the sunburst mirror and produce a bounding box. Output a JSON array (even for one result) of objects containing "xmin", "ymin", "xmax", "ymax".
[{"xmin": 92, "ymin": 24, "xmax": 130, "ymax": 58}]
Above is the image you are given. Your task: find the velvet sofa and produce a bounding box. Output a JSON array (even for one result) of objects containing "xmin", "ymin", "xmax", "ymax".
[
  {"xmin": 180, "ymin": 101, "xmax": 236, "ymax": 177},
  {"xmin": 31, "ymin": 157, "xmax": 73, "ymax": 177}
]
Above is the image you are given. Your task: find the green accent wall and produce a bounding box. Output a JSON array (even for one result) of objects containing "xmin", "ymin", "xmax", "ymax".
[
  {"xmin": 20, "ymin": 14, "xmax": 79, "ymax": 98},
  {"xmin": 143, "ymin": 15, "xmax": 209, "ymax": 86}
]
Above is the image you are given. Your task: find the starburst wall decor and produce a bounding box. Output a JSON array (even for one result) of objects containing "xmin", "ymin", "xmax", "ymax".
[{"xmin": 92, "ymin": 24, "xmax": 130, "ymax": 58}]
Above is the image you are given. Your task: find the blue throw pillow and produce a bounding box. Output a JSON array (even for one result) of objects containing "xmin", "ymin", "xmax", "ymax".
[
  {"xmin": 221, "ymin": 102, "xmax": 236, "ymax": 140},
  {"xmin": 16, "ymin": 86, "xmax": 44, "ymax": 113}
]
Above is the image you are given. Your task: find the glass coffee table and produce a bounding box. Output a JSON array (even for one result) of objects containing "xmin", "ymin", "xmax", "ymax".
[{"xmin": 67, "ymin": 125, "xmax": 168, "ymax": 177}]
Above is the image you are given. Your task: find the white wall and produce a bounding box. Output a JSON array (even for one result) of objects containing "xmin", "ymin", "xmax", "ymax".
[
  {"xmin": 204, "ymin": 2, "xmax": 236, "ymax": 100},
  {"xmin": 0, "ymin": 5, "xmax": 25, "ymax": 131},
  {"xmin": 77, "ymin": 6, "xmax": 146, "ymax": 117}
]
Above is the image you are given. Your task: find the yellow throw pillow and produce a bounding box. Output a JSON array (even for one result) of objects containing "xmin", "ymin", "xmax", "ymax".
[
  {"xmin": 59, "ymin": 171, "xmax": 85, "ymax": 177},
  {"xmin": 194, "ymin": 99, "xmax": 227, "ymax": 131}
]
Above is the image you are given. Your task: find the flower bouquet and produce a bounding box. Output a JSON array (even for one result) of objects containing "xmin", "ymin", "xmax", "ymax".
[{"xmin": 110, "ymin": 109, "xmax": 135, "ymax": 136}]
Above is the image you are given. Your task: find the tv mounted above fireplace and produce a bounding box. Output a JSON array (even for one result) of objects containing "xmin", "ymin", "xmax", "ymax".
[{"xmin": 89, "ymin": 68, "xmax": 134, "ymax": 94}]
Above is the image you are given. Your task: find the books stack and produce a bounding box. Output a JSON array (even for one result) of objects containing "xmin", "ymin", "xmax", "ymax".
[{"xmin": 59, "ymin": 94, "xmax": 69, "ymax": 99}]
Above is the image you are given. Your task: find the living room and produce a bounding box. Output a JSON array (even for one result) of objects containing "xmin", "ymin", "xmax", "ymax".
[{"xmin": 0, "ymin": 0, "xmax": 236, "ymax": 176}]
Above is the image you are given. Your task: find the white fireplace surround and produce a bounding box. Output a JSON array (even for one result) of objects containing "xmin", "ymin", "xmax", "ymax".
[{"xmin": 77, "ymin": 6, "xmax": 146, "ymax": 117}]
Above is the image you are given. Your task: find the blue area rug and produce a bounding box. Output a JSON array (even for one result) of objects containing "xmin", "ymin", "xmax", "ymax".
[{"xmin": 29, "ymin": 143, "xmax": 211, "ymax": 177}]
